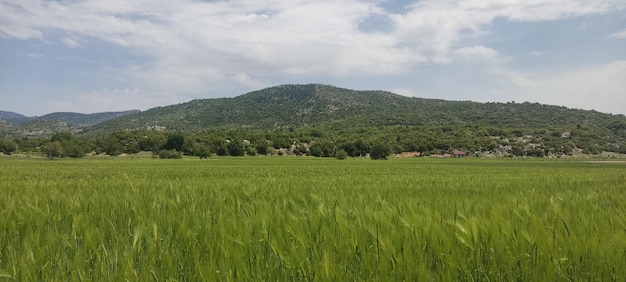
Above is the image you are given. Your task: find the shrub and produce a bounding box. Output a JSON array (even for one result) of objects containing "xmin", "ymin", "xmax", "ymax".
[
  {"xmin": 246, "ymin": 146, "xmax": 257, "ymax": 156},
  {"xmin": 370, "ymin": 143, "xmax": 391, "ymax": 160},
  {"xmin": 197, "ymin": 150, "xmax": 212, "ymax": 159},
  {"xmin": 336, "ymin": 149, "xmax": 348, "ymax": 160},
  {"xmin": 157, "ymin": 149, "xmax": 182, "ymax": 159},
  {"xmin": 227, "ymin": 142, "xmax": 245, "ymax": 156}
]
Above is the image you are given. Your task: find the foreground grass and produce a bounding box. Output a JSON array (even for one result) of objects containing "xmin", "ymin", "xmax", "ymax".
[{"xmin": 0, "ymin": 157, "xmax": 625, "ymax": 280}]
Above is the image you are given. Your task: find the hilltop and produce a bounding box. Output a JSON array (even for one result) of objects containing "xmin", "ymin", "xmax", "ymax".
[{"xmin": 83, "ymin": 84, "xmax": 626, "ymax": 135}]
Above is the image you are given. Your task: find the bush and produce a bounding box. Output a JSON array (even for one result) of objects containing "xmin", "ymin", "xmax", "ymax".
[
  {"xmin": 157, "ymin": 149, "xmax": 182, "ymax": 159},
  {"xmin": 227, "ymin": 142, "xmax": 245, "ymax": 156},
  {"xmin": 370, "ymin": 143, "xmax": 391, "ymax": 160},
  {"xmin": 256, "ymin": 145, "xmax": 268, "ymax": 155},
  {"xmin": 41, "ymin": 142, "xmax": 63, "ymax": 160},
  {"xmin": 246, "ymin": 146, "xmax": 257, "ymax": 156},
  {"xmin": 336, "ymin": 149, "xmax": 348, "ymax": 160},
  {"xmin": 197, "ymin": 149, "xmax": 212, "ymax": 159}
]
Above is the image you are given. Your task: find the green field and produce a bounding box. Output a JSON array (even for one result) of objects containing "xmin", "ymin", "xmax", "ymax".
[{"xmin": 1, "ymin": 156, "xmax": 625, "ymax": 281}]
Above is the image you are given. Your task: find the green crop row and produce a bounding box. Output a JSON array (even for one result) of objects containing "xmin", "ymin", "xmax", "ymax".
[{"xmin": 0, "ymin": 157, "xmax": 625, "ymax": 280}]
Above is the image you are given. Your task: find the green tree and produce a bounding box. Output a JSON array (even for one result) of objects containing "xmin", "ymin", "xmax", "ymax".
[
  {"xmin": 63, "ymin": 141, "xmax": 86, "ymax": 158},
  {"xmin": 41, "ymin": 141, "xmax": 64, "ymax": 159},
  {"xmin": 157, "ymin": 149, "xmax": 182, "ymax": 159},
  {"xmin": 272, "ymin": 135, "xmax": 292, "ymax": 149},
  {"xmin": 164, "ymin": 133, "xmax": 185, "ymax": 151},
  {"xmin": 256, "ymin": 144, "xmax": 268, "ymax": 155},
  {"xmin": 51, "ymin": 132, "xmax": 75, "ymax": 142},
  {"xmin": 194, "ymin": 143, "xmax": 212, "ymax": 159},
  {"xmin": 0, "ymin": 139, "xmax": 17, "ymax": 155},
  {"xmin": 246, "ymin": 146, "xmax": 257, "ymax": 156},
  {"xmin": 227, "ymin": 141, "xmax": 245, "ymax": 156},
  {"xmin": 336, "ymin": 149, "xmax": 348, "ymax": 160},
  {"xmin": 310, "ymin": 141, "xmax": 334, "ymax": 157},
  {"xmin": 99, "ymin": 136, "xmax": 123, "ymax": 156},
  {"xmin": 370, "ymin": 143, "xmax": 391, "ymax": 160}
]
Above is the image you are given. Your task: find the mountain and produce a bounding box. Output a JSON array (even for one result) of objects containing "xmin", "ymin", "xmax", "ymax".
[
  {"xmin": 0, "ymin": 110, "xmax": 31, "ymax": 124},
  {"xmin": 0, "ymin": 110, "xmax": 141, "ymax": 137},
  {"xmin": 83, "ymin": 84, "xmax": 626, "ymax": 135},
  {"xmin": 3, "ymin": 84, "xmax": 625, "ymax": 156},
  {"xmin": 38, "ymin": 110, "xmax": 141, "ymax": 127}
]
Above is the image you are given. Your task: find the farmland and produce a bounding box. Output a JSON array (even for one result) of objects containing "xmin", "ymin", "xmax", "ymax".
[{"xmin": 0, "ymin": 156, "xmax": 625, "ymax": 280}]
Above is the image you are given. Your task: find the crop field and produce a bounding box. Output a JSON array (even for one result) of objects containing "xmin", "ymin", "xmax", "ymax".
[{"xmin": 0, "ymin": 156, "xmax": 625, "ymax": 281}]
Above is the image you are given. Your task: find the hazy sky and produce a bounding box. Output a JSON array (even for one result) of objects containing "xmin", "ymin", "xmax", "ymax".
[{"xmin": 1, "ymin": 0, "xmax": 625, "ymax": 116}]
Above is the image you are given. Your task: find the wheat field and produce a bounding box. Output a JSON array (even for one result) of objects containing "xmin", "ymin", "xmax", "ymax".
[{"xmin": 1, "ymin": 156, "xmax": 625, "ymax": 280}]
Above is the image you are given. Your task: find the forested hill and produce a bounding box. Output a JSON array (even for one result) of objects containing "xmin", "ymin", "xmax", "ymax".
[
  {"xmin": 38, "ymin": 110, "xmax": 141, "ymax": 127},
  {"xmin": 83, "ymin": 84, "xmax": 626, "ymax": 135},
  {"xmin": 0, "ymin": 110, "xmax": 141, "ymax": 137},
  {"xmin": 3, "ymin": 84, "xmax": 626, "ymax": 157}
]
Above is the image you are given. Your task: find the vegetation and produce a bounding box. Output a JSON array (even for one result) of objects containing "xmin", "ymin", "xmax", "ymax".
[
  {"xmin": 370, "ymin": 143, "xmax": 392, "ymax": 160},
  {"xmin": 2, "ymin": 120, "xmax": 625, "ymax": 159},
  {"xmin": 0, "ymin": 110, "xmax": 139, "ymax": 126},
  {"xmin": 155, "ymin": 149, "xmax": 183, "ymax": 159},
  {"xmin": 2, "ymin": 84, "xmax": 625, "ymax": 157},
  {"xmin": 0, "ymin": 157, "xmax": 624, "ymax": 280},
  {"xmin": 75, "ymin": 84, "xmax": 626, "ymax": 136}
]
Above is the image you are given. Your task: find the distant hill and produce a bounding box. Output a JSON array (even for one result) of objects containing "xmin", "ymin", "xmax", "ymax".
[
  {"xmin": 0, "ymin": 110, "xmax": 31, "ymax": 124},
  {"xmin": 2, "ymin": 84, "xmax": 625, "ymax": 156},
  {"xmin": 0, "ymin": 110, "xmax": 140, "ymax": 137},
  {"xmin": 83, "ymin": 84, "xmax": 626, "ymax": 135},
  {"xmin": 38, "ymin": 110, "xmax": 141, "ymax": 127}
]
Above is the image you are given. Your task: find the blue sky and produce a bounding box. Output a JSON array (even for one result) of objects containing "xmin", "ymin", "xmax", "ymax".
[{"xmin": 1, "ymin": 0, "xmax": 625, "ymax": 116}]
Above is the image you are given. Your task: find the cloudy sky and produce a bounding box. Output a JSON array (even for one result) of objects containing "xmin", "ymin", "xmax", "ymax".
[{"xmin": 1, "ymin": 0, "xmax": 625, "ymax": 116}]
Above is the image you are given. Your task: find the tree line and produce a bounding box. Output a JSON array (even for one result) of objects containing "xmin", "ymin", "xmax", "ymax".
[{"xmin": 1, "ymin": 122, "xmax": 625, "ymax": 159}]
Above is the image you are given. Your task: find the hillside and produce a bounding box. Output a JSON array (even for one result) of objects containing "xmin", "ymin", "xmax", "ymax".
[
  {"xmin": 2, "ymin": 84, "xmax": 625, "ymax": 157},
  {"xmin": 38, "ymin": 110, "xmax": 141, "ymax": 127},
  {"xmin": 84, "ymin": 84, "xmax": 626, "ymax": 135},
  {"xmin": 0, "ymin": 110, "xmax": 140, "ymax": 137},
  {"xmin": 0, "ymin": 110, "xmax": 30, "ymax": 124}
]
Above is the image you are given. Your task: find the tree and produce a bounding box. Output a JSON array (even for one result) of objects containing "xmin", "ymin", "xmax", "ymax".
[
  {"xmin": 336, "ymin": 149, "xmax": 348, "ymax": 160},
  {"xmin": 51, "ymin": 132, "xmax": 75, "ymax": 142},
  {"xmin": 272, "ymin": 135, "xmax": 292, "ymax": 149},
  {"xmin": 194, "ymin": 143, "xmax": 212, "ymax": 159},
  {"xmin": 256, "ymin": 144, "xmax": 268, "ymax": 155},
  {"xmin": 41, "ymin": 142, "xmax": 63, "ymax": 159},
  {"xmin": 63, "ymin": 141, "xmax": 86, "ymax": 158},
  {"xmin": 164, "ymin": 133, "xmax": 184, "ymax": 151},
  {"xmin": 99, "ymin": 136, "xmax": 123, "ymax": 156},
  {"xmin": 310, "ymin": 141, "xmax": 334, "ymax": 157},
  {"xmin": 370, "ymin": 143, "xmax": 391, "ymax": 160},
  {"xmin": 0, "ymin": 139, "xmax": 17, "ymax": 155},
  {"xmin": 246, "ymin": 145, "xmax": 257, "ymax": 156},
  {"xmin": 157, "ymin": 149, "xmax": 182, "ymax": 159},
  {"xmin": 227, "ymin": 141, "xmax": 245, "ymax": 156}
]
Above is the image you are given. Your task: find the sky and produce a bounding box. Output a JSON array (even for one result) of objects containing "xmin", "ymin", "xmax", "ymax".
[{"xmin": 1, "ymin": 0, "xmax": 625, "ymax": 117}]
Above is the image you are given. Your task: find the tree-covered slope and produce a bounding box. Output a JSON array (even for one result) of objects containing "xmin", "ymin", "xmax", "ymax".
[
  {"xmin": 39, "ymin": 110, "xmax": 141, "ymax": 127},
  {"xmin": 83, "ymin": 84, "xmax": 626, "ymax": 136},
  {"xmin": 0, "ymin": 110, "xmax": 31, "ymax": 124},
  {"xmin": 0, "ymin": 110, "xmax": 142, "ymax": 137}
]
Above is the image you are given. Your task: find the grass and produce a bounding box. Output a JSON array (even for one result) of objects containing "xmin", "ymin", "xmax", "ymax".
[{"xmin": 0, "ymin": 156, "xmax": 625, "ymax": 280}]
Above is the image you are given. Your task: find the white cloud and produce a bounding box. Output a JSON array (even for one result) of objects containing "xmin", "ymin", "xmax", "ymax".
[
  {"xmin": 74, "ymin": 88, "xmax": 185, "ymax": 113},
  {"xmin": 232, "ymin": 73, "xmax": 267, "ymax": 89},
  {"xmin": 453, "ymin": 45, "xmax": 501, "ymax": 63},
  {"xmin": 61, "ymin": 37, "xmax": 85, "ymax": 48},
  {"xmin": 512, "ymin": 61, "xmax": 626, "ymax": 114},
  {"xmin": 528, "ymin": 51, "xmax": 546, "ymax": 57},
  {"xmin": 1, "ymin": 0, "xmax": 625, "ymax": 114},
  {"xmin": 388, "ymin": 87, "xmax": 416, "ymax": 97},
  {"xmin": 608, "ymin": 29, "xmax": 626, "ymax": 39},
  {"xmin": 391, "ymin": 0, "xmax": 622, "ymax": 62}
]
